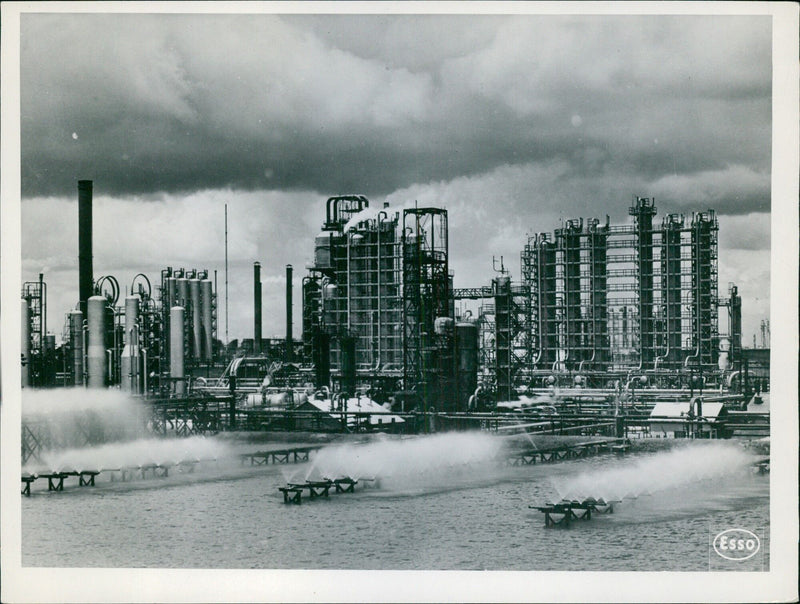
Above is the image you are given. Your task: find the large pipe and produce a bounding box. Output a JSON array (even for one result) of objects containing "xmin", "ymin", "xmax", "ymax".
[
  {"xmin": 170, "ymin": 306, "xmax": 185, "ymax": 395},
  {"xmin": 285, "ymin": 264, "xmax": 293, "ymax": 362},
  {"xmin": 254, "ymin": 262, "xmax": 262, "ymax": 354},
  {"xmin": 69, "ymin": 309, "xmax": 84, "ymax": 386},
  {"xmin": 190, "ymin": 278, "xmax": 202, "ymax": 359},
  {"xmin": 201, "ymin": 279, "xmax": 214, "ymax": 360},
  {"xmin": 86, "ymin": 295, "xmax": 107, "ymax": 388},
  {"xmin": 78, "ymin": 180, "xmax": 93, "ymax": 317},
  {"xmin": 21, "ymin": 298, "xmax": 31, "ymax": 387},
  {"xmin": 120, "ymin": 295, "xmax": 140, "ymax": 393}
]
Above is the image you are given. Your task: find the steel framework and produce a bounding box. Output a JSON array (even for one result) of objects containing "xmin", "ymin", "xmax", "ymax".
[
  {"xmin": 452, "ymin": 279, "xmax": 531, "ymax": 402},
  {"xmin": 302, "ymin": 199, "xmax": 452, "ymax": 402},
  {"xmin": 521, "ymin": 198, "xmax": 721, "ymax": 379},
  {"xmin": 402, "ymin": 208, "xmax": 450, "ymax": 405}
]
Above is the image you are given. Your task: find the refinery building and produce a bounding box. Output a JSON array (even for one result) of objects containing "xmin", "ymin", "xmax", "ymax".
[{"xmin": 20, "ymin": 181, "xmax": 763, "ymax": 424}]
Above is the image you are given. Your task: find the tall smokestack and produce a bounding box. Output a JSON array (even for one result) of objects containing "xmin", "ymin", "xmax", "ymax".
[
  {"xmin": 78, "ymin": 180, "xmax": 93, "ymax": 317},
  {"xmin": 285, "ymin": 264, "xmax": 293, "ymax": 362},
  {"xmin": 253, "ymin": 262, "xmax": 262, "ymax": 354}
]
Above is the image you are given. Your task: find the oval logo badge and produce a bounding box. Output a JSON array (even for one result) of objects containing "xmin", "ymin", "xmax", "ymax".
[{"xmin": 713, "ymin": 529, "xmax": 761, "ymax": 561}]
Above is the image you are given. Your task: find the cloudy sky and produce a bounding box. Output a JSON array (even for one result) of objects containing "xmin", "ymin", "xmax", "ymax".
[{"xmin": 19, "ymin": 10, "xmax": 773, "ymax": 345}]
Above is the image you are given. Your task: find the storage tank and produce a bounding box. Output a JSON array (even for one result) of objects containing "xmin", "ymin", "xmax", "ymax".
[
  {"xmin": 176, "ymin": 277, "xmax": 189, "ymax": 306},
  {"xmin": 69, "ymin": 309, "xmax": 84, "ymax": 386},
  {"xmin": 456, "ymin": 322, "xmax": 478, "ymax": 410},
  {"xmin": 120, "ymin": 295, "xmax": 140, "ymax": 393},
  {"xmin": 189, "ymin": 278, "xmax": 202, "ymax": 359},
  {"xmin": 21, "ymin": 298, "xmax": 30, "ymax": 388},
  {"xmin": 170, "ymin": 306, "xmax": 185, "ymax": 395},
  {"xmin": 165, "ymin": 277, "xmax": 177, "ymax": 308},
  {"xmin": 86, "ymin": 295, "xmax": 107, "ymax": 388},
  {"xmin": 201, "ymin": 279, "xmax": 214, "ymax": 360}
]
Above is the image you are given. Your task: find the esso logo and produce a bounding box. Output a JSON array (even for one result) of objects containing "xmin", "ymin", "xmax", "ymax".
[{"xmin": 713, "ymin": 529, "xmax": 761, "ymax": 561}]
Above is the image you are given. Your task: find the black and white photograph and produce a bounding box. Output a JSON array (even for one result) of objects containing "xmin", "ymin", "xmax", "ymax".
[{"xmin": 1, "ymin": 2, "xmax": 797, "ymax": 602}]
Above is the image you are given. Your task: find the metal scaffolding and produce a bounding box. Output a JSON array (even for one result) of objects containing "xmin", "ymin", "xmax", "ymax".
[
  {"xmin": 402, "ymin": 208, "xmax": 450, "ymax": 405},
  {"xmin": 303, "ymin": 198, "xmax": 452, "ymax": 403},
  {"xmin": 521, "ymin": 197, "xmax": 721, "ymax": 381},
  {"xmin": 452, "ymin": 278, "xmax": 531, "ymax": 402}
]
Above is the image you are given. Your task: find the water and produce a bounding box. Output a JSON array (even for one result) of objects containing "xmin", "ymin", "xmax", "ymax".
[
  {"xmin": 22, "ymin": 434, "xmax": 769, "ymax": 571},
  {"xmin": 22, "ymin": 442, "xmax": 769, "ymax": 570}
]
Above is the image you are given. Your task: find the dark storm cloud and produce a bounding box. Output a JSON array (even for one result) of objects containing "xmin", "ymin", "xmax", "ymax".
[
  {"xmin": 21, "ymin": 13, "xmax": 771, "ymax": 216},
  {"xmin": 19, "ymin": 12, "xmax": 774, "ymax": 343}
]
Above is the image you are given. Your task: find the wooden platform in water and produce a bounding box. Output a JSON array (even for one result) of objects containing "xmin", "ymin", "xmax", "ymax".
[
  {"xmin": 530, "ymin": 498, "xmax": 619, "ymax": 527},
  {"xmin": 21, "ymin": 470, "xmax": 100, "ymax": 495},
  {"xmin": 507, "ymin": 437, "xmax": 630, "ymax": 466},
  {"xmin": 21, "ymin": 460, "xmax": 204, "ymax": 495},
  {"xmin": 279, "ymin": 476, "xmax": 369, "ymax": 504},
  {"xmin": 240, "ymin": 445, "xmax": 322, "ymax": 466}
]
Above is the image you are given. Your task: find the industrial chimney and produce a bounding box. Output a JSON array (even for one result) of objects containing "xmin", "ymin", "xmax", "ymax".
[
  {"xmin": 285, "ymin": 264, "xmax": 293, "ymax": 363},
  {"xmin": 78, "ymin": 180, "xmax": 93, "ymax": 317},
  {"xmin": 253, "ymin": 261, "xmax": 262, "ymax": 354}
]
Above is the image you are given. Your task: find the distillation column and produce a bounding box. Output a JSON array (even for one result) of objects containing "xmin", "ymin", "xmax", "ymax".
[
  {"xmin": 201, "ymin": 278, "xmax": 214, "ymax": 361},
  {"xmin": 189, "ymin": 276, "xmax": 202, "ymax": 360},
  {"xmin": 559, "ymin": 219, "xmax": 583, "ymax": 369},
  {"xmin": 69, "ymin": 309, "xmax": 84, "ymax": 386},
  {"xmin": 690, "ymin": 211, "xmax": 719, "ymax": 372},
  {"xmin": 661, "ymin": 214, "xmax": 684, "ymax": 369},
  {"xmin": 587, "ymin": 219, "xmax": 609, "ymax": 372},
  {"xmin": 120, "ymin": 295, "xmax": 141, "ymax": 393},
  {"xmin": 86, "ymin": 295, "xmax": 107, "ymax": 388},
  {"xmin": 170, "ymin": 305, "xmax": 185, "ymax": 395},
  {"xmin": 728, "ymin": 284, "xmax": 742, "ymax": 365},
  {"xmin": 494, "ymin": 275, "xmax": 513, "ymax": 402},
  {"xmin": 535, "ymin": 235, "xmax": 558, "ymax": 369},
  {"xmin": 631, "ymin": 197, "xmax": 657, "ymax": 369}
]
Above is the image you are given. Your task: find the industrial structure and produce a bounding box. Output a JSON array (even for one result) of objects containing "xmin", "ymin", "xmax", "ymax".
[
  {"xmin": 513, "ymin": 197, "xmax": 734, "ymax": 389},
  {"xmin": 20, "ymin": 181, "xmax": 220, "ymax": 395},
  {"xmin": 20, "ymin": 182, "xmax": 768, "ymax": 435},
  {"xmin": 443, "ymin": 197, "xmax": 744, "ymax": 399},
  {"xmin": 301, "ymin": 196, "xmax": 478, "ymax": 411}
]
